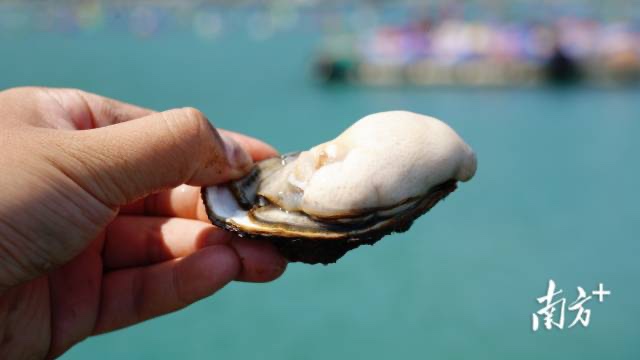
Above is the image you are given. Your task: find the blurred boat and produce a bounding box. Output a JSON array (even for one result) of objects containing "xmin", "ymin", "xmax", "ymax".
[{"xmin": 314, "ymin": 19, "xmax": 640, "ymax": 87}]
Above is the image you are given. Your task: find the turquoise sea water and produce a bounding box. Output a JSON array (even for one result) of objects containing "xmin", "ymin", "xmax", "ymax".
[{"xmin": 2, "ymin": 29, "xmax": 639, "ymax": 359}]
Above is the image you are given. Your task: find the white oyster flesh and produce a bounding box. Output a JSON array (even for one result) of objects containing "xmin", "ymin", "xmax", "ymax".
[{"xmin": 257, "ymin": 111, "xmax": 477, "ymax": 218}]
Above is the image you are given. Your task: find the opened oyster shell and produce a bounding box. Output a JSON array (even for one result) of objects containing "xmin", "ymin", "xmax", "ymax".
[{"xmin": 202, "ymin": 111, "xmax": 476, "ymax": 264}]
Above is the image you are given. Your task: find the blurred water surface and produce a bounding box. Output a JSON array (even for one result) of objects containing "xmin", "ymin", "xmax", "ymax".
[{"xmin": 1, "ymin": 29, "xmax": 639, "ymax": 359}]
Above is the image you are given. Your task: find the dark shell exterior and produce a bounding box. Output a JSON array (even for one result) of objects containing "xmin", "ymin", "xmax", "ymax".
[{"xmin": 202, "ymin": 178, "xmax": 458, "ymax": 265}]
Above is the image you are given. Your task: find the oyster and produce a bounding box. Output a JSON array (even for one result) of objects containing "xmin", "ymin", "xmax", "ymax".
[{"xmin": 202, "ymin": 111, "xmax": 476, "ymax": 264}]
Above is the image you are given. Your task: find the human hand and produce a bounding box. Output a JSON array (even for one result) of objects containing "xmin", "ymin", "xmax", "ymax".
[{"xmin": 0, "ymin": 87, "xmax": 287, "ymax": 358}]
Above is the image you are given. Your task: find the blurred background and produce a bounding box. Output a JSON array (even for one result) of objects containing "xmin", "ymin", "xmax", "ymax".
[{"xmin": 1, "ymin": 0, "xmax": 639, "ymax": 359}]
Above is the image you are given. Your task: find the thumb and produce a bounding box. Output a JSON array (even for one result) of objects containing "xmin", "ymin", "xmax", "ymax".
[{"xmin": 55, "ymin": 107, "xmax": 253, "ymax": 207}]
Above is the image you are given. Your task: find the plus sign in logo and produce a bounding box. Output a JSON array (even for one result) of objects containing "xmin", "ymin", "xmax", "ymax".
[{"xmin": 592, "ymin": 283, "xmax": 611, "ymax": 303}]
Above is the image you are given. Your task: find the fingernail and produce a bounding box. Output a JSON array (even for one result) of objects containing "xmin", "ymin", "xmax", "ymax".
[{"xmin": 221, "ymin": 134, "xmax": 253, "ymax": 173}]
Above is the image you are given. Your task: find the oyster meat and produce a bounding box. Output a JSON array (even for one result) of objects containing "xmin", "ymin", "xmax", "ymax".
[{"xmin": 202, "ymin": 111, "xmax": 477, "ymax": 264}]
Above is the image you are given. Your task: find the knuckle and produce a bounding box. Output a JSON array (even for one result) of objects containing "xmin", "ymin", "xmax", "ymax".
[
  {"xmin": 160, "ymin": 109, "xmax": 201, "ymax": 149},
  {"xmin": 47, "ymin": 87, "xmax": 87, "ymax": 101},
  {"xmin": 63, "ymin": 87, "xmax": 87, "ymax": 97},
  {"xmin": 167, "ymin": 107, "xmax": 212, "ymax": 144},
  {"xmin": 180, "ymin": 107, "xmax": 208, "ymax": 127},
  {"xmin": 172, "ymin": 107, "xmax": 218, "ymax": 154}
]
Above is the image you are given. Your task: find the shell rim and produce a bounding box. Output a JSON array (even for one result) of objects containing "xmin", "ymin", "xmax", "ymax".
[{"xmin": 201, "ymin": 179, "xmax": 458, "ymax": 264}]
